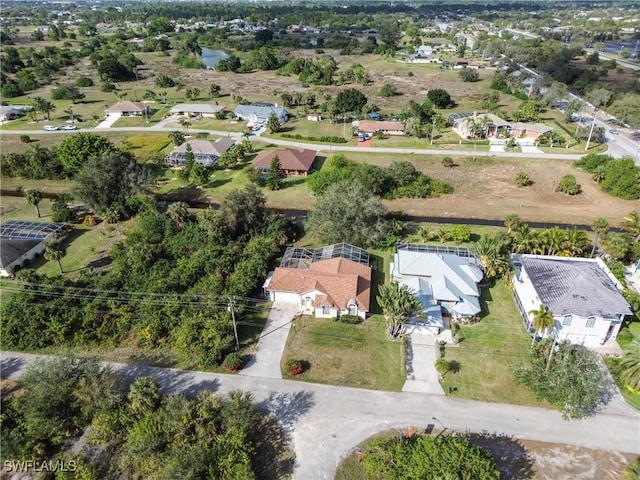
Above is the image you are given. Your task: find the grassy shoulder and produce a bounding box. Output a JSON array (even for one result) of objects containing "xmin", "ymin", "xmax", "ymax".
[
  {"xmin": 439, "ymin": 280, "xmax": 550, "ymax": 407},
  {"xmin": 281, "ymin": 315, "xmax": 405, "ymax": 391}
]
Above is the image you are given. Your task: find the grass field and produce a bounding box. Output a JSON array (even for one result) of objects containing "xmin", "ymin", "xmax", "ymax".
[
  {"xmin": 439, "ymin": 280, "xmax": 551, "ymax": 406},
  {"xmin": 281, "ymin": 314, "xmax": 405, "ymax": 391}
]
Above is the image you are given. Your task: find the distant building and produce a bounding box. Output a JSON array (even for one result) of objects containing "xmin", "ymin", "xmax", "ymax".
[{"xmin": 0, "ymin": 106, "xmax": 26, "ymax": 122}]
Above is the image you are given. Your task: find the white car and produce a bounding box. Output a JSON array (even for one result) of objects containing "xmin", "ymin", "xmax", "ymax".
[
  {"xmin": 61, "ymin": 124, "xmax": 77, "ymax": 131},
  {"xmin": 43, "ymin": 125, "xmax": 58, "ymax": 131}
]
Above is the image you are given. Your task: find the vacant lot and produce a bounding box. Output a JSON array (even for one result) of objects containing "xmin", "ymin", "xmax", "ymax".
[
  {"xmin": 440, "ymin": 280, "xmax": 550, "ymax": 407},
  {"xmin": 336, "ymin": 429, "xmax": 637, "ymax": 480}
]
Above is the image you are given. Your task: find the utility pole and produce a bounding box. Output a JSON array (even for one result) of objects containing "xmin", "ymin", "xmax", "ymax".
[
  {"xmin": 584, "ymin": 114, "xmax": 597, "ymax": 151},
  {"xmin": 228, "ymin": 296, "xmax": 240, "ymax": 351}
]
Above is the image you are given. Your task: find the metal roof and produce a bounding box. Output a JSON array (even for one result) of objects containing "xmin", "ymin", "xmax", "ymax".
[
  {"xmin": 280, "ymin": 243, "xmax": 370, "ymax": 269},
  {"xmin": 0, "ymin": 220, "xmax": 68, "ymax": 239},
  {"xmin": 397, "ymin": 243, "xmax": 478, "ymax": 261}
]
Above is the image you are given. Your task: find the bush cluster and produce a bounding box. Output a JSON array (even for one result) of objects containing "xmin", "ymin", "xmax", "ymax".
[
  {"xmin": 280, "ymin": 133, "xmax": 347, "ymax": 143},
  {"xmin": 575, "ymin": 153, "xmax": 640, "ymax": 200},
  {"xmin": 334, "ymin": 314, "xmax": 362, "ymax": 324}
]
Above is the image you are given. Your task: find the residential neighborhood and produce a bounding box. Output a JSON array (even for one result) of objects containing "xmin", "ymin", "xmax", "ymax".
[{"xmin": 0, "ymin": 0, "xmax": 639, "ymax": 478}]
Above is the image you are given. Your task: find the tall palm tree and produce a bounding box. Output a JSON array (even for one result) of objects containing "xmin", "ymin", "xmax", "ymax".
[
  {"xmin": 622, "ymin": 211, "xmax": 640, "ymax": 243},
  {"xmin": 562, "ymin": 227, "xmax": 589, "ymax": 257},
  {"xmin": 620, "ymin": 341, "xmax": 640, "ymax": 391},
  {"xmin": 591, "ymin": 217, "xmax": 609, "ymax": 257},
  {"xmin": 40, "ymin": 100, "xmax": 56, "ymax": 121},
  {"xmin": 377, "ymin": 282, "xmax": 422, "ymax": 338},
  {"xmin": 528, "ymin": 304, "xmax": 554, "ymax": 345},
  {"xmin": 44, "ymin": 240, "xmax": 64, "ymax": 274},
  {"xmin": 540, "ymin": 227, "xmax": 564, "ymax": 256},
  {"xmin": 24, "ymin": 189, "xmax": 42, "ymax": 218},
  {"xmin": 473, "ymin": 234, "xmax": 509, "ymax": 279},
  {"xmin": 167, "ymin": 202, "xmax": 190, "ymax": 227}
]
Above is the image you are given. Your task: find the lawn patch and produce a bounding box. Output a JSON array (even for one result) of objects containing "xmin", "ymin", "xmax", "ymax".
[
  {"xmin": 281, "ymin": 315, "xmax": 404, "ymax": 391},
  {"xmin": 439, "ymin": 281, "xmax": 551, "ymax": 407}
]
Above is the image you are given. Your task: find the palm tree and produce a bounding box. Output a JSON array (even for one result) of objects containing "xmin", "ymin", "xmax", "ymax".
[
  {"xmin": 620, "ymin": 341, "xmax": 640, "ymax": 391},
  {"xmin": 562, "ymin": 227, "xmax": 589, "ymax": 257},
  {"xmin": 24, "ymin": 189, "xmax": 42, "ymax": 218},
  {"xmin": 591, "ymin": 217, "xmax": 609, "ymax": 256},
  {"xmin": 528, "ymin": 304, "xmax": 554, "ymax": 345},
  {"xmin": 64, "ymin": 105, "xmax": 74, "ymax": 123},
  {"xmin": 540, "ymin": 227, "xmax": 564, "ymax": 256},
  {"xmin": 622, "ymin": 211, "xmax": 640, "ymax": 243},
  {"xmin": 40, "ymin": 100, "xmax": 56, "ymax": 121},
  {"xmin": 44, "ymin": 240, "xmax": 64, "ymax": 274},
  {"xmin": 504, "ymin": 213, "xmax": 523, "ymax": 234},
  {"xmin": 377, "ymin": 282, "xmax": 422, "ymax": 338},
  {"xmin": 167, "ymin": 202, "xmax": 190, "ymax": 227},
  {"xmin": 179, "ymin": 118, "xmax": 191, "ymax": 132},
  {"xmin": 127, "ymin": 376, "xmax": 161, "ymax": 419},
  {"xmin": 473, "ymin": 234, "xmax": 509, "ymax": 279}
]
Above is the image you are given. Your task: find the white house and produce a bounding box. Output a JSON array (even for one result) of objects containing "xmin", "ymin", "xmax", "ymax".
[
  {"xmin": 169, "ymin": 103, "xmax": 224, "ymax": 118},
  {"xmin": 234, "ymin": 104, "xmax": 289, "ymax": 125},
  {"xmin": 391, "ymin": 244, "xmax": 484, "ymax": 333},
  {"xmin": 511, "ymin": 254, "xmax": 632, "ymax": 348},
  {"xmin": 263, "ymin": 243, "xmax": 371, "ymax": 319}
]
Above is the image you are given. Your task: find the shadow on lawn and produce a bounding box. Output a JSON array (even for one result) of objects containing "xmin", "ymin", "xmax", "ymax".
[{"xmin": 467, "ymin": 431, "xmax": 536, "ymax": 479}]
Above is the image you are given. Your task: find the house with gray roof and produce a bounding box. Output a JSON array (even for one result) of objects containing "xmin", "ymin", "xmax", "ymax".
[
  {"xmin": 164, "ymin": 138, "xmax": 235, "ymax": 167},
  {"xmin": 511, "ymin": 254, "xmax": 632, "ymax": 348},
  {"xmin": 233, "ymin": 104, "xmax": 289, "ymax": 125},
  {"xmin": 391, "ymin": 243, "xmax": 485, "ymax": 334},
  {"xmin": 169, "ymin": 103, "xmax": 224, "ymax": 118}
]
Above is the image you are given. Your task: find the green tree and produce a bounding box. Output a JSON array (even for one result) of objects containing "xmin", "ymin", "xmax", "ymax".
[
  {"xmin": 515, "ymin": 171, "xmax": 532, "ymax": 187},
  {"xmin": 44, "ymin": 240, "xmax": 65, "ymax": 274},
  {"xmin": 169, "ymin": 130, "xmax": 185, "ymax": 146},
  {"xmin": 266, "ymin": 112, "xmax": 280, "ymax": 134},
  {"xmin": 185, "ymin": 87, "xmax": 200, "ymax": 101},
  {"xmin": 504, "ymin": 213, "xmax": 523, "ymax": 234},
  {"xmin": 51, "ymin": 84, "xmax": 85, "ymax": 102},
  {"xmin": 516, "ymin": 339, "xmax": 608, "ymax": 419},
  {"xmin": 73, "ymin": 152, "xmax": 153, "ymax": 217},
  {"xmin": 127, "ymin": 377, "xmax": 161, "ymax": 419},
  {"xmin": 167, "ymin": 201, "xmax": 190, "ymax": 227},
  {"xmin": 266, "ymin": 155, "xmax": 282, "ymax": 191},
  {"xmin": 377, "ymin": 281, "xmax": 422, "ymax": 338},
  {"xmin": 306, "ymin": 181, "xmax": 388, "ymax": 248},
  {"xmin": 379, "ymin": 82, "xmax": 398, "ymax": 97},
  {"xmin": 441, "ymin": 156, "xmax": 454, "ymax": 168},
  {"xmin": 591, "ymin": 217, "xmax": 609, "ymax": 256},
  {"xmin": 622, "ymin": 211, "xmax": 640, "ymax": 243},
  {"xmin": 458, "ymin": 67, "xmax": 479, "ymax": 82},
  {"xmin": 556, "ymin": 174, "xmax": 581, "ymax": 195},
  {"xmin": 334, "ymin": 88, "xmax": 367, "ymax": 114},
  {"xmin": 427, "ymin": 88, "xmax": 454, "ymax": 108},
  {"xmin": 209, "ymin": 83, "xmax": 221, "ymax": 98},
  {"xmin": 57, "ymin": 132, "xmax": 116, "ymax": 175},
  {"xmin": 529, "ymin": 304, "xmax": 554, "ymax": 344},
  {"xmin": 619, "ymin": 342, "xmax": 640, "ymax": 391},
  {"xmin": 24, "ymin": 189, "xmax": 42, "ymax": 218},
  {"xmin": 473, "ymin": 234, "xmax": 508, "ymax": 279}
]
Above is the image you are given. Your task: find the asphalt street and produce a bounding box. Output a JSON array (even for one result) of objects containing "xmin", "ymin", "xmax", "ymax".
[{"xmin": 2, "ymin": 350, "xmax": 639, "ymax": 480}]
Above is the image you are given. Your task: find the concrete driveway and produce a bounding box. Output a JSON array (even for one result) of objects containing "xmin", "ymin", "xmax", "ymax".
[
  {"xmin": 402, "ymin": 332, "xmax": 445, "ymax": 395},
  {"xmin": 240, "ymin": 301, "xmax": 300, "ymax": 379},
  {"xmin": 95, "ymin": 112, "xmax": 121, "ymax": 129}
]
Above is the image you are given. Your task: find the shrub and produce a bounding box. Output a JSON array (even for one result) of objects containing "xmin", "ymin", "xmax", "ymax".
[
  {"xmin": 51, "ymin": 84, "xmax": 85, "ymax": 101},
  {"xmin": 556, "ymin": 174, "xmax": 581, "ymax": 195},
  {"xmin": 20, "ymin": 135, "xmax": 31, "ymax": 144},
  {"xmin": 223, "ymin": 352, "xmax": 243, "ymax": 372},
  {"xmin": 100, "ymin": 82, "xmax": 116, "ymax": 92},
  {"xmin": 155, "ymin": 74, "xmax": 176, "ymax": 88},
  {"xmin": 515, "ymin": 171, "xmax": 531, "ymax": 187},
  {"xmin": 435, "ymin": 358, "xmax": 449, "ymax": 375},
  {"xmin": 75, "ymin": 76, "xmax": 94, "ymax": 87},
  {"xmin": 442, "ymin": 156, "xmax": 454, "ymax": 168},
  {"xmin": 83, "ymin": 214, "xmax": 96, "ymax": 227},
  {"xmin": 286, "ymin": 358, "xmax": 304, "ymax": 376},
  {"xmin": 335, "ymin": 314, "xmax": 362, "ymax": 324}
]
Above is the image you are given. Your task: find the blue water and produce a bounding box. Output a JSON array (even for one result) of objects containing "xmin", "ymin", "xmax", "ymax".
[{"xmin": 201, "ymin": 47, "xmax": 230, "ymax": 69}]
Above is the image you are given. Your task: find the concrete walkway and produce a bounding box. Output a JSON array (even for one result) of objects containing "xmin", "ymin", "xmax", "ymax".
[
  {"xmin": 2, "ymin": 350, "xmax": 638, "ymax": 480},
  {"xmin": 240, "ymin": 301, "xmax": 300, "ymax": 379},
  {"xmin": 402, "ymin": 332, "xmax": 445, "ymax": 395}
]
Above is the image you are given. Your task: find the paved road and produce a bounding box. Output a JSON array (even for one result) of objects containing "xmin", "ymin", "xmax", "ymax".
[
  {"xmin": 0, "ymin": 126, "xmax": 586, "ymax": 161},
  {"xmin": 2, "ymin": 351, "xmax": 638, "ymax": 480},
  {"xmin": 241, "ymin": 302, "xmax": 300, "ymax": 379}
]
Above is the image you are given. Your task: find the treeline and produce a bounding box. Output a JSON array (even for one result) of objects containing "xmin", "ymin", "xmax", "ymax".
[
  {"xmin": 1, "ymin": 186, "xmax": 292, "ymax": 368},
  {"xmin": 574, "ymin": 153, "xmax": 640, "ymax": 200},
  {"xmin": 2, "ymin": 357, "xmax": 290, "ymax": 479},
  {"xmin": 307, "ymin": 154, "xmax": 453, "ymax": 200}
]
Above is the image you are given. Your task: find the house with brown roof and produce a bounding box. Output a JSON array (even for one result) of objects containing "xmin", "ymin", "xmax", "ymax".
[
  {"xmin": 164, "ymin": 138, "xmax": 235, "ymax": 167},
  {"xmin": 509, "ymin": 122, "xmax": 553, "ymax": 140},
  {"xmin": 357, "ymin": 120, "xmax": 405, "ymax": 136},
  {"xmin": 105, "ymin": 101, "xmax": 152, "ymax": 116},
  {"xmin": 263, "ymin": 243, "xmax": 372, "ymax": 319},
  {"xmin": 253, "ymin": 148, "xmax": 317, "ymax": 176}
]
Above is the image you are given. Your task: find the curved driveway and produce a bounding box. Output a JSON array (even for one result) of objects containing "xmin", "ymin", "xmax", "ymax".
[{"xmin": 1, "ymin": 351, "xmax": 638, "ymax": 480}]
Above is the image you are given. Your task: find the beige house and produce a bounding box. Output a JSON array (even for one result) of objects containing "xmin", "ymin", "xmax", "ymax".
[
  {"xmin": 169, "ymin": 103, "xmax": 224, "ymax": 118},
  {"xmin": 357, "ymin": 120, "xmax": 406, "ymax": 136},
  {"xmin": 105, "ymin": 101, "xmax": 151, "ymax": 116}
]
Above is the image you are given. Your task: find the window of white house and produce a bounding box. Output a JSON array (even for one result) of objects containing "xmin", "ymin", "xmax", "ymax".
[
  {"xmin": 348, "ymin": 304, "xmax": 357, "ymax": 315},
  {"xmin": 586, "ymin": 316, "xmax": 596, "ymax": 328},
  {"xmin": 322, "ymin": 306, "xmax": 330, "ymax": 315},
  {"xmin": 563, "ymin": 315, "xmax": 572, "ymax": 326}
]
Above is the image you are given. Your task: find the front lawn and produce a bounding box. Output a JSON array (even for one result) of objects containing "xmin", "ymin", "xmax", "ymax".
[
  {"xmin": 439, "ymin": 280, "xmax": 551, "ymax": 407},
  {"xmin": 281, "ymin": 315, "xmax": 405, "ymax": 391}
]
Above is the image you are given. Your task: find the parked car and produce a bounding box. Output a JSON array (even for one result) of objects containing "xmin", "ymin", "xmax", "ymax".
[
  {"xmin": 43, "ymin": 125, "xmax": 58, "ymax": 131},
  {"xmin": 61, "ymin": 124, "xmax": 77, "ymax": 130},
  {"xmin": 609, "ymin": 129, "xmax": 619, "ymax": 135}
]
